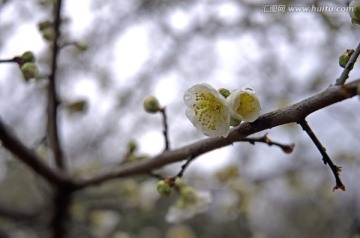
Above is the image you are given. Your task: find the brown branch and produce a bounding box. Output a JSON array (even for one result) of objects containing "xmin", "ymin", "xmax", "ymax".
[
  {"xmin": 160, "ymin": 107, "xmax": 170, "ymax": 150},
  {"xmin": 298, "ymin": 119, "xmax": 345, "ymax": 191},
  {"xmin": 73, "ymin": 80, "xmax": 359, "ymax": 190},
  {"xmin": 0, "ymin": 203, "xmax": 37, "ymax": 221},
  {"xmin": 0, "ymin": 117, "xmax": 70, "ymax": 187},
  {"xmin": 239, "ymin": 133, "xmax": 295, "ymax": 154},
  {"xmin": 47, "ymin": 0, "xmax": 64, "ymax": 170}
]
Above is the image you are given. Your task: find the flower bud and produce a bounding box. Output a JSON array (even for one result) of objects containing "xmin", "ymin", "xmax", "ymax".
[
  {"xmin": 127, "ymin": 140, "xmax": 137, "ymax": 154},
  {"xmin": 218, "ymin": 88, "xmax": 230, "ymax": 98},
  {"xmin": 20, "ymin": 62, "xmax": 40, "ymax": 80},
  {"xmin": 350, "ymin": 0, "xmax": 360, "ymax": 24},
  {"xmin": 75, "ymin": 42, "xmax": 88, "ymax": 52},
  {"xmin": 65, "ymin": 99, "xmax": 88, "ymax": 114},
  {"xmin": 156, "ymin": 180, "xmax": 172, "ymax": 196},
  {"xmin": 42, "ymin": 28, "xmax": 55, "ymax": 41},
  {"xmin": 143, "ymin": 96, "xmax": 160, "ymax": 113},
  {"xmin": 179, "ymin": 186, "xmax": 196, "ymax": 203},
  {"xmin": 38, "ymin": 20, "xmax": 52, "ymax": 31},
  {"xmin": 21, "ymin": 51, "xmax": 36, "ymax": 63},
  {"xmin": 339, "ymin": 49, "xmax": 354, "ymax": 68},
  {"xmin": 230, "ymin": 117, "xmax": 241, "ymax": 127}
]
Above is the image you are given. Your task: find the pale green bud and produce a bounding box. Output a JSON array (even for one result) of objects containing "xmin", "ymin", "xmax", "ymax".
[
  {"xmin": 179, "ymin": 186, "xmax": 196, "ymax": 203},
  {"xmin": 143, "ymin": 96, "xmax": 160, "ymax": 113},
  {"xmin": 21, "ymin": 62, "xmax": 40, "ymax": 80},
  {"xmin": 21, "ymin": 51, "xmax": 36, "ymax": 63},
  {"xmin": 38, "ymin": 20, "xmax": 52, "ymax": 31},
  {"xmin": 339, "ymin": 49, "xmax": 354, "ymax": 68},
  {"xmin": 174, "ymin": 177, "xmax": 186, "ymax": 188},
  {"xmin": 76, "ymin": 42, "xmax": 88, "ymax": 52},
  {"xmin": 156, "ymin": 180, "xmax": 172, "ymax": 196},
  {"xmin": 350, "ymin": 0, "xmax": 360, "ymax": 24},
  {"xmin": 65, "ymin": 99, "xmax": 88, "ymax": 114},
  {"xmin": 127, "ymin": 140, "xmax": 137, "ymax": 154},
  {"xmin": 218, "ymin": 88, "xmax": 230, "ymax": 98},
  {"xmin": 230, "ymin": 117, "xmax": 241, "ymax": 127},
  {"xmin": 42, "ymin": 28, "xmax": 55, "ymax": 41}
]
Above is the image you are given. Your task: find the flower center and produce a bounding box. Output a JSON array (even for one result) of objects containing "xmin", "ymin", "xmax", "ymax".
[
  {"xmin": 192, "ymin": 92, "xmax": 225, "ymax": 131},
  {"xmin": 236, "ymin": 93, "xmax": 255, "ymax": 116}
]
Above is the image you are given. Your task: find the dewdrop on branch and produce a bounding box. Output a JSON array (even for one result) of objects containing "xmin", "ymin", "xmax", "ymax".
[
  {"xmin": 143, "ymin": 96, "xmax": 161, "ymax": 113},
  {"xmin": 183, "ymin": 83, "xmax": 231, "ymax": 138},
  {"xmin": 226, "ymin": 86, "xmax": 261, "ymax": 122}
]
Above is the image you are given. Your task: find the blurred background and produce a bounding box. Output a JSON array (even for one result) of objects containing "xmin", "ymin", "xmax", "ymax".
[{"xmin": 0, "ymin": 0, "xmax": 360, "ymax": 237}]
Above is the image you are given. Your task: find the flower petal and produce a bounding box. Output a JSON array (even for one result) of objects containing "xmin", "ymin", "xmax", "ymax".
[
  {"xmin": 227, "ymin": 86, "xmax": 261, "ymax": 122},
  {"xmin": 183, "ymin": 83, "xmax": 231, "ymax": 137}
]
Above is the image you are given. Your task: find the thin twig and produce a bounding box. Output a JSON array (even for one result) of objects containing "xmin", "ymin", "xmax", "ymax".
[
  {"xmin": 175, "ymin": 156, "xmax": 194, "ymax": 178},
  {"xmin": 240, "ymin": 134, "xmax": 295, "ymax": 154},
  {"xmin": 72, "ymin": 79, "xmax": 359, "ymax": 190},
  {"xmin": 0, "ymin": 58, "xmax": 17, "ymax": 63},
  {"xmin": 336, "ymin": 42, "xmax": 360, "ymax": 85},
  {"xmin": 160, "ymin": 107, "xmax": 170, "ymax": 150},
  {"xmin": 47, "ymin": 0, "xmax": 64, "ymax": 170},
  {"xmin": 298, "ymin": 119, "xmax": 345, "ymax": 191}
]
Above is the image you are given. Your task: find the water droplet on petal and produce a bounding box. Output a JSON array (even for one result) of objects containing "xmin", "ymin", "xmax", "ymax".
[{"xmin": 184, "ymin": 94, "xmax": 192, "ymax": 100}]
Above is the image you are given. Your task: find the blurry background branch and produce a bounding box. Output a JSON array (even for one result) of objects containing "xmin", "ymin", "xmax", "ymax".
[{"xmin": 0, "ymin": 117, "xmax": 70, "ymax": 187}]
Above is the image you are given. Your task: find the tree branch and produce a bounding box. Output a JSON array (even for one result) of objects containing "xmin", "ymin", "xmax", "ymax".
[
  {"xmin": 0, "ymin": 118, "xmax": 70, "ymax": 187},
  {"xmin": 73, "ymin": 80, "xmax": 359, "ymax": 190},
  {"xmin": 0, "ymin": 203, "xmax": 37, "ymax": 221},
  {"xmin": 47, "ymin": 0, "xmax": 64, "ymax": 170}
]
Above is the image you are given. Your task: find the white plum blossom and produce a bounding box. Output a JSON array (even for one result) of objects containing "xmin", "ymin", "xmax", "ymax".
[
  {"xmin": 183, "ymin": 83, "xmax": 231, "ymax": 137},
  {"xmin": 226, "ymin": 86, "xmax": 261, "ymax": 122},
  {"xmin": 165, "ymin": 190, "xmax": 212, "ymax": 223}
]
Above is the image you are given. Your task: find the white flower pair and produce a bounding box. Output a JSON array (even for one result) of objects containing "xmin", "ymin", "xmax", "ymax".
[{"xmin": 184, "ymin": 83, "xmax": 261, "ymax": 138}]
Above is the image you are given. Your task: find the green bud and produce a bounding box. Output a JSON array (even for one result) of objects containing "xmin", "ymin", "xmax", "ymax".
[
  {"xmin": 156, "ymin": 180, "xmax": 172, "ymax": 196},
  {"xmin": 75, "ymin": 42, "xmax": 88, "ymax": 52},
  {"xmin": 127, "ymin": 140, "xmax": 137, "ymax": 154},
  {"xmin": 38, "ymin": 20, "xmax": 52, "ymax": 31},
  {"xmin": 174, "ymin": 177, "xmax": 186, "ymax": 188},
  {"xmin": 21, "ymin": 62, "xmax": 40, "ymax": 80},
  {"xmin": 143, "ymin": 96, "xmax": 160, "ymax": 113},
  {"xmin": 179, "ymin": 186, "xmax": 196, "ymax": 203},
  {"xmin": 42, "ymin": 28, "xmax": 55, "ymax": 41},
  {"xmin": 230, "ymin": 117, "xmax": 241, "ymax": 127},
  {"xmin": 339, "ymin": 49, "xmax": 354, "ymax": 68},
  {"xmin": 126, "ymin": 154, "xmax": 148, "ymax": 162},
  {"xmin": 65, "ymin": 99, "xmax": 88, "ymax": 114},
  {"xmin": 350, "ymin": 1, "xmax": 360, "ymax": 24},
  {"xmin": 218, "ymin": 88, "xmax": 230, "ymax": 98},
  {"xmin": 21, "ymin": 51, "xmax": 36, "ymax": 63}
]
